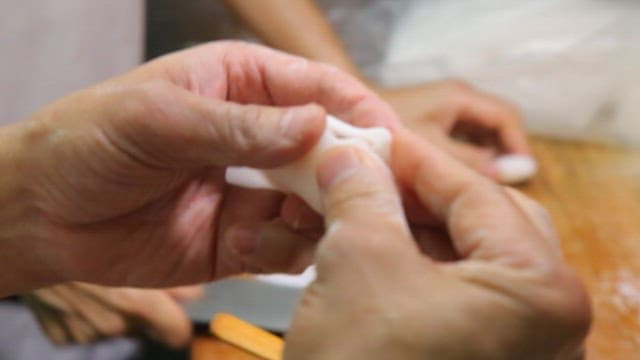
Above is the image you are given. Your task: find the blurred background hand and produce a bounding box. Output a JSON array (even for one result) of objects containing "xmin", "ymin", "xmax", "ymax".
[
  {"xmin": 24, "ymin": 284, "xmax": 202, "ymax": 348},
  {"xmin": 375, "ymin": 80, "xmax": 531, "ymax": 180}
]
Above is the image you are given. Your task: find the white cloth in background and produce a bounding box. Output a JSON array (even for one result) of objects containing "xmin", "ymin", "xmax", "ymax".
[
  {"xmin": 377, "ymin": 0, "xmax": 640, "ymax": 145},
  {"xmin": 181, "ymin": 0, "xmax": 640, "ymax": 145},
  {"xmin": 0, "ymin": 0, "xmax": 144, "ymax": 125}
]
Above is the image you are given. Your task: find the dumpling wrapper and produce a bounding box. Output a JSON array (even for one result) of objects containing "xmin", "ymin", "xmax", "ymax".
[
  {"xmin": 226, "ymin": 116, "xmax": 391, "ymax": 289},
  {"xmin": 225, "ymin": 115, "xmax": 392, "ymax": 213}
]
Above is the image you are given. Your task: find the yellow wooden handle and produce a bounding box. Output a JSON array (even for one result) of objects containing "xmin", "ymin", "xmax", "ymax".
[{"xmin": 210, "ymin": 313, "xmax": 284, "ymax": 360}]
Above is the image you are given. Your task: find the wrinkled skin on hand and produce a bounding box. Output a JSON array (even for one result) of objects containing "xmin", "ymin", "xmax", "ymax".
[
  {"xmin": 2, "ymin": 39, "xmax": 590, "ymax": 358},
  {"xmin": 5, "ymin": 41, "xmax": 400, "ymax": 292},
  {"xmin": 284, "ymin": 130, "xmax": 590, "ymax": 360}
]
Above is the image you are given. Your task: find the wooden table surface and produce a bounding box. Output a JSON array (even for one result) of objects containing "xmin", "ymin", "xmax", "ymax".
[
  {"xmin": 192, "ymin": 336, "xmax": 263, "ymax": 360},
  {"xmin": 521, "ymin": 137, "xmax": 640, "ymax": 359},
  {"xmin": 192, "ymin": 137, "xmax": 640, "ymax": 360}
]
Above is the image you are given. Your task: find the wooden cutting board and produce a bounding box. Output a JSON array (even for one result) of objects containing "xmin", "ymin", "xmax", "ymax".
[
  {"xmin": 192, "ymin": 137, "xmax": 640, "ymax": 359},
  {"xmin": 192, "ymin": 336, "xmax": 262, "ymax": 360},
  {"xmin": 520, "ymin": 137, "xmax": 640, "ymax": 358}
]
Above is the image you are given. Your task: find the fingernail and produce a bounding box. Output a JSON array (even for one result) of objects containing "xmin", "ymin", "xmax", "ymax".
[
  {"xmin": 282, "ymin": 104, "xmax": 323, "ymax": 141},
  {"xmin": 494, "ymin": 154, "xmax": 537, "ymax": 184},
  {"xmin": 227, "ymin": 226, "xmax": 259, "ymax": 255},
  {"xmin": 317, "ymin": 148, "xmax": 363, "ymax": 189}
]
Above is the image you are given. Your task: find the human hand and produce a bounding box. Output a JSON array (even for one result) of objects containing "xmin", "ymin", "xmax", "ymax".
[
  {"xmin": 24, "ymin": 284, "xmax": 202, "ymax": 348},
  {"xmin": 284, "ymin": 131, "xmax": 590, "ymax": 359},
  {"xmin": 376, "ymin": 80, "xmax": 532, "ymax": 182},
  {"xmin": 0, "ymin": 41, "xmax": 400, "ymax": 295}
]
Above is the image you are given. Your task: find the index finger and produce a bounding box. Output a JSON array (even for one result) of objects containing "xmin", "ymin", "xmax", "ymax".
[
  {"xmin": 393, "ymin": 130, "xmax": 558, "ymax": 267},
  {"xmin": 160, "ymin": 41, "xmax": 400, "ymax": 130}
]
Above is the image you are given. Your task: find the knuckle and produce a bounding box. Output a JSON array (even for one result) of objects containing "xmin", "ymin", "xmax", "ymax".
[
  {"xmin": 213, "ymin": 40, "xmax": 259, "ymax": 62},
  {"xmin": 500, "ymin": 104, "xmax": 524, "ymax": 125},
  {"xmin": 112, "ymin": 289, "xmax": 145, "ymax": 315},
  {"xmin": 503, "ymin": 187, "xmax": 555, "ymax": 229},
  {"xmin": 239, "ymin": 106, "xmax": 279, "ymax": 149},
  {"xmin": 111, "ymin": 81, "xmax": 176, "ymax": 124},
  {"xmin": 330, "ymin": 186, "xmax": 402, "ymax": 219},
  {"xmin": 448, "ymin": 178, "xmax": 497, "ymax": 214},
  {"xmin": 536, "ymin": 267, "xmax": 592, "ymax": 344},
  {"xmin": 215, "ymin": 104, "xmax": 269, "ymax": 160},
  {"xmin": 321, "ymin": 217, "xmax": 407, "ymax": 261},
  {"xmin": 329, "ymin": 185, "xmax": 381, "ymax": 210},
  {"xmin": 100, "ymin": 315, "xmax": 129, "ymax": 336}
]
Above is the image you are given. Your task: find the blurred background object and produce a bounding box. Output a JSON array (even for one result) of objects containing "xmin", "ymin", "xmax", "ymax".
[
  {"xmin": 379, "ymin": 0, "xmax": 640, "ymax": 146},
  {"xmin": 147, "ymin": 0, "xmax": 640, "ymax": 146},
  {"xmin": 0, "ymin": 0, "xmax": 144, "ymax": 126}
]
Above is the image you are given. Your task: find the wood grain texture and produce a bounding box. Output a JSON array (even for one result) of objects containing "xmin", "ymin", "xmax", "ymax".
[
  {"xmin": 192, "ymin": 336, "xmax": 263, "ymax": 360},
  {"xmin": 521, "ymin": 138, "xmax": 640, "ymax": 359},
  {"xmin": 192, "ymin": 137, "xmax": 640, "ymax": 359}
]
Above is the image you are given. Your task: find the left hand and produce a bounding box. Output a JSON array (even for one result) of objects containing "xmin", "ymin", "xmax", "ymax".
[
  {"xmin": 24, "ymin": 283, "xmax": 202, "ymax": 348},
  {"xmin": 376, "ymin": 80, "xmax": 531, "ymax": 180},
  {"xmin": 0, "ymin": 41, "xmax": 400, "ymax": 295}
]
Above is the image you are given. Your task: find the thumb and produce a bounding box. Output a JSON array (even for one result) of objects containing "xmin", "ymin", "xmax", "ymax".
[
  {"xmin": 314, "ymin": 147, "xmax": 417, "ymax": 275},
  {"xmin": 318, "ymin": 147, "xmax": 405, "ymax": 227},
  {"xmin": 107, "ymin": 84, "xmax": 326, "ymax": 169},
  {"xmin": 207, "ymin": 101, "xmax": 327, "ymax": 168}
]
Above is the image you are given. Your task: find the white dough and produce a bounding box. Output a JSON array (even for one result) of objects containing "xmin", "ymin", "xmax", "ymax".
[
  {"xmin": 256, "ymin": 265, "xmax": 317, "ymax": 288},
  {"xmin": 225, "ymin": 116, "xmax": 392, "ymax": 213},
  {"xmin": 495, "ymin": 154, "xmax": 538, "ymax": 184}
]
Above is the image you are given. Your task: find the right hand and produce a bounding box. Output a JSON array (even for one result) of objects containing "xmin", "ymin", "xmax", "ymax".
[{"xmin": 285, "ymin": 131, "xmax": 590, "ymax": 359}]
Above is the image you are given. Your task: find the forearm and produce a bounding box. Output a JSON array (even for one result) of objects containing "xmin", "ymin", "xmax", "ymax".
[
  {"xmin": 0, "ymin": 123, "xmax": 50, "ymax": 297},
  {"xmin": 223, "ymin": 0, "xmax": 369, "ymax": 83}
]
